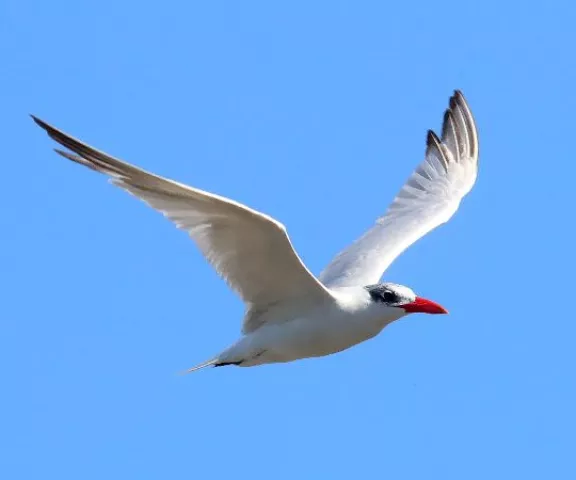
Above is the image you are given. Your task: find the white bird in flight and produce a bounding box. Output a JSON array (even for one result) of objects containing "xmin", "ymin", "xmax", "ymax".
[{"xmin": 33, "ymin": 90, "xmax": 478, "ymax": 372}]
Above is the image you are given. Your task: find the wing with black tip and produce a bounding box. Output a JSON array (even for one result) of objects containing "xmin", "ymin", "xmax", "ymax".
[{"xmin": 319, "ymin": 91, "xmax": 479, "ymax": 288}]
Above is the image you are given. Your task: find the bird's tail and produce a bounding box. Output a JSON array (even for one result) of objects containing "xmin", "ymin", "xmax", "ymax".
[{"xmin": 179, "ymin": 358, "xmax": 218, "ymax": 375}]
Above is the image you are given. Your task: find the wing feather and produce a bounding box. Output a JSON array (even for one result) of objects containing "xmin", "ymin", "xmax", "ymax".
[
  {"xmin": 33, "ymin": 117, "xmax": 333, "ymax": 332},
  {"xmin": 319, "ymin": 90, "xmax": 479, "ymax": 288}
]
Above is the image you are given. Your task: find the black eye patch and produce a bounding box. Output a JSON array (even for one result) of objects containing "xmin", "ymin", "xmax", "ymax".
[
  {"xmin": 382, "ymin": 291, "xmax": 398, "ymax": 303},
  {"xmin": 365, "ymin": 284, "xmax": 402, "ymax": 304}
]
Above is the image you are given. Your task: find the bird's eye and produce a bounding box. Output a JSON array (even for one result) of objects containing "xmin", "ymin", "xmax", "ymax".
[{"xmin": 382, "ymin": 291, "xmax": 397, "ymax": 303}]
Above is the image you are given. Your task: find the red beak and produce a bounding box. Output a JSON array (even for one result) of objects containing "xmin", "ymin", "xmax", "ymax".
[{"xmin": 402, "ymin": 296, "xmax": 448, "ymax": 315}]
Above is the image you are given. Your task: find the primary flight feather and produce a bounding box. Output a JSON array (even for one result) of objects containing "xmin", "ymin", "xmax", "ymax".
[{"xmin": 33, "ymin": 90, "xmax": 478, "ymax": 372}]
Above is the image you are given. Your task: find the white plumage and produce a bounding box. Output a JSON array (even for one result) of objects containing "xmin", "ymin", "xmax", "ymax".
[
  {"xmin": 33, "ymin": 90, "xmax": 478, "ymax": 371},
  {"xmin": 320, "ymin": 92, "xmax": 478, "ymax": 288}
]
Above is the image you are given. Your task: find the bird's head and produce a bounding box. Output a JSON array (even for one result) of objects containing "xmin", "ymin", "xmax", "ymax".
[{"xmin": 364, "ymin": 283, "xmax": 448, "ymax": 316}]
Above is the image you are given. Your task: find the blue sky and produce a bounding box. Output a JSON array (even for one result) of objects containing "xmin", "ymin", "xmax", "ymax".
[{"xmin": 1, "ymin": 0, "xmax": 575, "ymax": 478}]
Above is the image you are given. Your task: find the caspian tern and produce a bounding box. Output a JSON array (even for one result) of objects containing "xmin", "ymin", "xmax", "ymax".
[{"xmin": 32, "ymin": 90, "xmax": 478, "ymax": 372}]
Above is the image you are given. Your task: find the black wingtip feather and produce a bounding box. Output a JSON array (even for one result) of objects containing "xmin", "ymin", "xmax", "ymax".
[
  {"xmin": 31, "ymin": 114, "xmax": 48, "ymax": 130},
  {"xmin": 53, "ymin": 148, "xmax": 72, "ymax": 158},
  {"xmin": 442, "ymin": 108, "xmax": 452, "ymax": 130},
  {"xmin": 450, "ymin": 90, "xmax": 468, "ymax": 112},
  {"xmin": 449, "ymin": 94, "xmax": 458, "ymax": 110},
  {"xmin": 427, "ymin": 129, "xmax": 442, "ymax": 147},
  {"xmin": 449, "ymin": 90, "xmax": 478, "ymax": 159},
  {"xmin": 31, "ymin": 115, "xmax": 65, "ymax": 145},
  {"xmin": 426, "ymin": 129, "xmax": 449, "ymax": 172}
]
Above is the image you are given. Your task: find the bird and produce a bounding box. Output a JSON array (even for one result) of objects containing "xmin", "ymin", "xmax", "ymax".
[{"xmin": 32, "ymin": 90, "xmax": 478, "ymax": 372}]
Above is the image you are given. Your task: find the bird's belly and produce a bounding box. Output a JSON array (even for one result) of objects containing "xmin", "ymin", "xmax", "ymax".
[{"xmin": 247, "ymin": 315, "xmax": 384, "ymax": 365}]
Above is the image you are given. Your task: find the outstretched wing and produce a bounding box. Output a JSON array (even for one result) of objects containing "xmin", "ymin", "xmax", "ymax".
[
  {"xmin": 33, "ymin": 117, "xmax": 334, "ymax": 332},
  {"xmin": 319, "ymin": 90, "xmax": 479, "ymax": 288}
]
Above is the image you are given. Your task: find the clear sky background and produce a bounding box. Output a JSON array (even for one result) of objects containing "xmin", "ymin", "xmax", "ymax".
[{"xmin": 1, "ymin": 1, "xmax": 575, "ymax": 478}]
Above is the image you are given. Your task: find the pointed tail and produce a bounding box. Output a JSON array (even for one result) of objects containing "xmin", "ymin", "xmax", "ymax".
[{"xmin": 179, "ymin": 358, "xmax": 218, "ymax": 375}]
